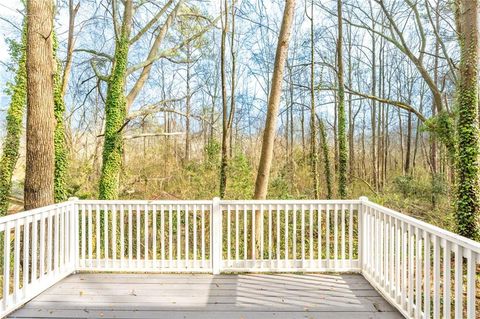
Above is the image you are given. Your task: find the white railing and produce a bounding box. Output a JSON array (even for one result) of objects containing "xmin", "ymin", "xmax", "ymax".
[
  {"xmin": 361, "ymin": 198, "xmax": 480, "ymax": 319},
  {"xmin": 218, "ymin": 199, "xmax": 360, "ymax": 272},
  {"xmin": 0, "ymin": 202, "xmax": 75, "ymax": 317},
  {"xmin": 75, "ymin": 200, "xmax": 213, "ymax": 272},
  {"xmin": 0, "ymin": 197, "xmax": 478, "ymax": 318}
]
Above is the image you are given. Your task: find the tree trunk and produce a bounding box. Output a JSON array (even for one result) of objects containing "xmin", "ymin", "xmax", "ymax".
[
  {"xmin": 0, "ymin": 22, "xmax": 27, "ymax": 215},
  {"xmin": 53, "ymin": 33, "xmax": 69, "ymax": 202},
  {"xmin": 53, "ymin": 1, "xmax": 78, "ymax": 203},
  {"xmin": 361, "ymin": 110, "xmax": 366, "ymax": 178},
  {"xmin": 334, "ymin": 90, "xmax": 338, "ymax": 177},
  {"xmin": 229, "ymin": 3, "xmax": 236, "ymax": 159},
  {"xmin": 383, "ymin": 105, "xmax": 389, "ymax": 182},
  {"xmin": 430, "ymin": 3, "xmax": 440, "ymax": 206},
  {"xmin": 185, "ymin": 46, "xmax": 191, "ymax": 162},
  {"xmin": 289, "ymin": 93, "xmax": 294, "ymax": 165},
  {"xmin": 286, "ymin": 62, "xmax": 294, "ymax": 168},
  {"xmin": 377, "ymin": 39, "xmax": 384, "ymax": 189},
  {"xmin": 337, "ymin": 0, "xmax": 348, "ymax": 198},
  {"xmin": 253, "ymin": 0, "xmax": 296, "ymax": 256},
  {"xmin": 398, "ymin": 109, "xmax": 404, "ymax": 174},
  {"xmin": 301, "ymin": 102, "xmax": 306, "ymax": 160},
  {"xmin": 454, "ymin": 0, "xmax": 480, "ymax": 240},
  {"xmin": 61, "ymin": 0, "xmax": 79, "ymax": 97},
  {"xmin": 370, "ymin": 18, "xmax": 377, "ymax": 191},
  {"xmin": 219, "ymin": 0, "xmax": 229, "ymax": 198},
  {"xmin": 319, "ymin": 118, "xmax": 332, "ymax": 199},
  {"xmin": 98, "ymin": 0, "xmax": 133, "ymax": 199},
  {"xmin": 25, "ymin": 0, "xmax": 56, "ymax": 210},
  {"xmin": 254, "ymin": 0, "xmax": 295, "ymax": 199},
  {"xmin": 285, "ymin": 65, "xmax": 291, "ymax": 166},
  {"xmin": 404, "ymin": 111, "xmax": 412, "ymax": 175},
  {"xmin": 347, "ymin": 23, "xmax": 354, "ymax": 184},
  {"xmin": 309, "ymin": 1, "xmax": 318, "ymax": 199}
]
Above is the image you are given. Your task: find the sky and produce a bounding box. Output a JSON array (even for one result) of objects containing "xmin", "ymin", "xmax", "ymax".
[
  {"xmin": 0, "ymin": 0, "xmax": 24, "ymax": 110},
  {"xmin": 0, "ymin": 0, "xmax": 70, "ymax": 111}
]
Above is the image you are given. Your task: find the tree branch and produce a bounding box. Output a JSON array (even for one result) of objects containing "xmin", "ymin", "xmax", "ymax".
[
  {"xmin": 346, "ymin": 87, "xmax": 427, "ymax": 122},
  {"xmin": 129, "ymin": 0, "xmax": 174, "ymax": 44},
  {"xmin": 126, "ymin": 14, "xmax": 220, "ymax": 76},
  {"xmin": 75, "ymin": 49, "xmax": 113, "ymax": 61},
  {"xmin": 90, "ymin": 60, "xmax": 110, "ymax": 82},
  {"xmin": 124, "ymin": 132, "xmax": 185, "ymax": 140},
  {"xmin": 126, "ymin": 97, "xmax": 186, "ymax": 120},
  {"xmin": 126, "ymin": 0, "xmax": 186, "ymax": 108},
  {"xmin": 61, "ymin": 0, "xmax": 80, "ymax": 97}
]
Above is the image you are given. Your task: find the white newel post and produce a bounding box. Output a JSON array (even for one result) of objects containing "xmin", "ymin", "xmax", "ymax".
[
  {"xmin": 212, "ymin": 197, "xmax": 222, "ymax": 275},
  {"xmin": 358, "ymin": 196, "xmax": 368, "ymax": 272},
  {"xmin": 68, "ymin": 197, "xmax": 79, "ymax": 272}
]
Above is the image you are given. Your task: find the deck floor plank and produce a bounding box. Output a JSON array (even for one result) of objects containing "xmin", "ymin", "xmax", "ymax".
[{"xmin": 9, "ymin": 274, "xmax": 404, "ymax": 319}]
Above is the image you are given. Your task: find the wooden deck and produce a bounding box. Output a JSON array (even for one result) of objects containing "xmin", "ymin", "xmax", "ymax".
[{"xmin": 8, "ymin": 273, "xmax": 403, "ymax": 318}]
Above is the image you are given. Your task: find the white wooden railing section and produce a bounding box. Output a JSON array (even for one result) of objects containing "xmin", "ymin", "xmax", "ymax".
[
  {"xmin": 0, "ymin": 197, "xmax": 478, "ymax": 318},
  {"xmin": 0, "ymin": 202, "xmax": 75, "ymax": 317}
]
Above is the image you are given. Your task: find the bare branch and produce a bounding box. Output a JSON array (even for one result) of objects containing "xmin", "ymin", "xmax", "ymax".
[
  {"xmin": 126, "ymin": 0, "xmax": 186, "ymax": 107},
  {"xmin": 346, "ymin": 87, "xmax": 427, "ymax": 122},
  {"xmin": 90, "ymin": 60, "xmax": 110, "ymax": 82},
  {"xmin": 124, "ymin": 132, "xmax": 185, "ymax": 140},
  {"xmin": 129, "ymin": 0, "xmax": 174, "ymax": 44},
  {"xmin": 75, "ymin": 49, "xmax": 114, "ymax": 61},
  {"xmin": 126, "ymin": 14, "xmax": 221, "ymax": 76},
  {"xmin": 126, "ymin": 97, "xmax": 187, "ymax": 120},
  {"xmin": 61, "ymin": 0, "xmax": 80, "ymax": 97}
]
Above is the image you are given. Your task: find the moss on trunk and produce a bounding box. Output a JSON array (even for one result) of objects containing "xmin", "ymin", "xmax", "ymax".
[
  {"xmin": 53, "ymin": 32, "xmax": 69, "ymax": 202},
  {"xmin": 337, "ymin": 0, "xmax": 348, "ymax": 198},
  {"xmin": 319, "ymin": 119, "xmax": 332, "ymax": 199},
  {"xmin": 454, "ymin": 0, "xmax": 480, "ymax": 240},
  {"xmin": 0, "ymin": 22, "xmax": 27, "ymax": 215},
  {"xmin": 98, "ymin": 33, "xmax": 130, "ymax": 199}
]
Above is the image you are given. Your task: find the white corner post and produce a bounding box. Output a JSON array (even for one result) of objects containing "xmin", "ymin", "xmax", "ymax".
[
  {"xmin": 212, "ymin": 197, "xmax": 222, "ymax": 275},
  {"xmin": 68, "ymin": 197, "xmax": 79, "ymax": 273},
  {"xmin": 358, "ymin": 196, "xmax": 368, "ymax": 272}
]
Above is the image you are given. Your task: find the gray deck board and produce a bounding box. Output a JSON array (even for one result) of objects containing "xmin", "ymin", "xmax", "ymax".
[{"xmin": 9, "ymin": 273, "xmax": 404, "ymax": 319}]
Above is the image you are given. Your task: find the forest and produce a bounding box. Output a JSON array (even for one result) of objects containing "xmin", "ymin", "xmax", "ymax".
[{"xmin": 0, "ymin": 0, "xmax": 478, "ymax": 242}]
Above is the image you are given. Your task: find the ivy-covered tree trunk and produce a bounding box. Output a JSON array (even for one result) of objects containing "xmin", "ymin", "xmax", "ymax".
[
  {"xmin": 53, "ymin": 33, "xmax": 69, "ymax": 202},
  {"xmin": 337, "ymin": 0, "xmax": 348, "ymax": 198},
  {"xmin": 319, "ymin": 119, "xmax": 332, "ymax": 199},
  {"xmin": 98, "ymin": 0, "xmax": 133, "ymax": 199},
  {"xmin": 454, "ymin": 0, "xmax": 480, "ymax": 240},
  {"xmin": 308, "ymin": 0, "xmax": 319, "ymax": 199},
  {"xmin": 0, "ymin": 22, "xmax": 27, "ymax": 215}
]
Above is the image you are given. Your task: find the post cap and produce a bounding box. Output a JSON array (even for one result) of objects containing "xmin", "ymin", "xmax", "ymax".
[{"xmin": 359, "ymin": 196, "xmax": 369, "ymax": 201}]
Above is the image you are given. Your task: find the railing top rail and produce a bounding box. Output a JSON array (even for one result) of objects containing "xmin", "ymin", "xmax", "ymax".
[
  {"xmin": 73, "ymin": 199, "xmax": 361, "ymax": 206},
  {"xmin": 0, "ymin": 201, "xmax": 72, "ymax": 225},
  {"xmin": 218, "ymin": 199, "xmax": 361, "ymax": 205},
  {"xmin": 364, "ymin": 200, "xmax": 480, "ymax": 254},
  {"xmin": 75, "ymin": 199, "xmax": 213, "ymax": 205}
]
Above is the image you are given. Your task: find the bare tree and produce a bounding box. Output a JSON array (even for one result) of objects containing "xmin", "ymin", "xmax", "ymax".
[{"xmin": 253, "ymin": 0, "xmax": 296, "ymax": 255}]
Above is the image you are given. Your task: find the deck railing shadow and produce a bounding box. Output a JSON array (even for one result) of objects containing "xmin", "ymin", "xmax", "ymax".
[{"xmin": 210, "ymin": 273, "xmax": 367, "ymax": 310}]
